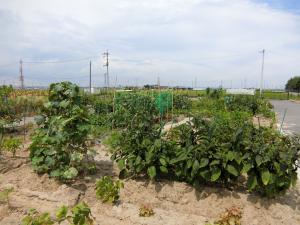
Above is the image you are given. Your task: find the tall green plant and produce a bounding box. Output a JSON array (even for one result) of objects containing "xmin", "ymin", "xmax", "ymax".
[
  {"xmin": 29, "ymin": 82, "xmax": 93, "ymax": 181},
  {"xmin": 111, "ymin": 111, "xmax": 300, "ymax": 197}
]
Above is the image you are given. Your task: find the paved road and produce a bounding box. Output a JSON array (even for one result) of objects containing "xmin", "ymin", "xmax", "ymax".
[{"xmin": 270, "ymin": 100, "xmax": 300, "ymax": 135}]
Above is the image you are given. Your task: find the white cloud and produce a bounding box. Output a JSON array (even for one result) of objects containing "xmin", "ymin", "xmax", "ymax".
[{"xmin": 0, "ymin": 0, "xmax": 300, "ymax": 88}]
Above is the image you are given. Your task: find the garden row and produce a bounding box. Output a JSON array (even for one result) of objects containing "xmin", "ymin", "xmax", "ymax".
[{"xmin": 1, "ymin": 82, "xmax": 299, "ymax": 199}]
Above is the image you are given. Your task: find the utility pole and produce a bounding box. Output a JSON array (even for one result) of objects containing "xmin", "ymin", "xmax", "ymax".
[
  {"xmin": 19, "ymin": 59, "xmax": 24, "ymax": 89},
  {"xmin": 259, "ymin": 49, "xmax": 265, "ymax": 97},
  {"xmin": 89, "ymin": 60, "xmax": 92, "ymax": 93},
  {"xmin": 103, "ymin": 50, "xmax": 109, "ymax": 88}
]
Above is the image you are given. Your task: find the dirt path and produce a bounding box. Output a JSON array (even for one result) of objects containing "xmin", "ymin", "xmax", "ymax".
[{"xmin": 0, "ymin": 145, "xmax": 299, "ymax": 225}]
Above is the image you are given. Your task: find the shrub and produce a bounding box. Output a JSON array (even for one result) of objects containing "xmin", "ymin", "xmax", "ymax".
[
  {"xmin": 29, "ymin": 82, "xmax": 93, "ymax": 181},
  {"xmin": 95, "ymin": 176, "xmax": 124, "ymax": 203}
]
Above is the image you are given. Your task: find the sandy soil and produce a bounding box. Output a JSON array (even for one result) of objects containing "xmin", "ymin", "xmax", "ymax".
[{"xmin": 0, "ymin": 143, "xmax": 299, "ymax": 225}]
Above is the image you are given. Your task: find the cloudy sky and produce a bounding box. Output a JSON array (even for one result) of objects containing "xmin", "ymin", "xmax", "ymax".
[{"xmin": 0, "ymin": 0, "xmax": 300, "ymax": 88}]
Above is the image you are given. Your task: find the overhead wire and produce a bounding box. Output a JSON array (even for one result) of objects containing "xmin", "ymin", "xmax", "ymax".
[{"xmin": 22, "ymin": 54, "xmax": 100, "ymax": 64}]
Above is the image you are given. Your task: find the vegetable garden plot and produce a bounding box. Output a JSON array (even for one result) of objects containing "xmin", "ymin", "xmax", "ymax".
[
  {"xmin": 109, "ymin": 90, "xmax": 300, "ymax": 198},
  {"xmin": 0, "ymin": 82, "xmax": 300, "ymax": 224}
]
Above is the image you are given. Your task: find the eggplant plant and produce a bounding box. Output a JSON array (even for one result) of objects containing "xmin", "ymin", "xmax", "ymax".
[{"xmin": 111, "ymin": 108, "xmax": 300, "ymax": 197}]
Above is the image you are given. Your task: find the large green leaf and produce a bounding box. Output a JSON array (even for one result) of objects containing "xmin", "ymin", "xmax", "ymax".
[
  {"xmin": 241, "ymin": 163, "xmax": 252, "ymax": 173},
  {"xmin": 261, "ymin": 169, "xmax": 270, "ymax": 185},
  {"xmin": 169, "ymin": 153, "xmax": 187, "ymax": 164},
  {"xmin": 63, "ymin": 167, "xmax": 78, "ymax": 179},
  {"xmin": 191, "ymin": 159, "xmax": 200, "ymax": 177},
  {"xmin": 199, "ymin": 169, "xmax": 210, "ymax": 181},
  {"xmin": 160, "ymin": 166, "xmax": 168, "ymax": 173},
  {"xmin": 226, "ymin": 164, "xmax": 239, "ymax": 177},
  {"xmin": 255, "ymin": 155, "xmax": 263, "ymax": 166},
  {"xmin": 147, "ymin": 166, "xmax": 156, "ymax": 179},
  {"xmin": 211, "ymin": 167, "xmax": 221, "ymax": 182},
  {"xmin": 210, "ymin": 160, "xmax": 220, "ymax": 166},
  {"xmin": 226, "ymin": 151, "xmax": 235, "ymax": 161},
  {"xmin": 199, "ymin": 158, "xmax": 209, "ymax": 168},
  {"xmin": 247, "ymin": 174, "xmax": 258, "ymax": 191},
  {"xmin": 159, "ymin": 158, "xmax": 167, "ymax": 166}
]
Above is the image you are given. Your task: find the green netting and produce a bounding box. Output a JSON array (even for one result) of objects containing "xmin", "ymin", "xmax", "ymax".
[
  {"xmin": 154, "ymin": 92, "xmax": 172, "ymax": 115},
  {"xmin": 113, "ymin": 91, "xmax": 173, "ymax": 116}
]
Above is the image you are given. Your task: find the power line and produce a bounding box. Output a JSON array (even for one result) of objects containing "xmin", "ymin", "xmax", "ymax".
[
  {"xmin": 0, "ymin": 62, "xmax": 19, "ymax": 68},
  {"xmin": 22, "ymin": 54, "xmax": 100, "ymax": 64}
]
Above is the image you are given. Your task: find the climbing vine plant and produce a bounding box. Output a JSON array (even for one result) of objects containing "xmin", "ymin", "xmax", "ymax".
[{"xmin": 29, "ymin": 82, "xmax": 93, "ymax": 181}]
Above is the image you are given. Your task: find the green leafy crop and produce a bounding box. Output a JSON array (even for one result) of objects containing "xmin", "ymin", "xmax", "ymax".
[
  {"xmin": 21, "ymin": 202, "xmax": 94, "ymax": 225},
  {"xmin": 110, "ymin": 104, "xmax": 300, "ymax": 197},
  {"xmin": 95, "ymin": 176, "xmax": 124, "ymax": 203},
  {"xmin": 21, "ymin": 209, "xmax": 54, "ymax": 225},
  {"xmin": 2, "ymin": 137, "xmax": 22, "ymax": 157},
  {"xmin": 29, "ymin": 82, "xmax": 93, "ymax": 181}
]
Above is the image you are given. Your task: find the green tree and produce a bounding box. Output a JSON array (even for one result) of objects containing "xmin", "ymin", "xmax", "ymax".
[{"xmin": 285, "ymin": 76, "xmax": 300, "ymax": 92}]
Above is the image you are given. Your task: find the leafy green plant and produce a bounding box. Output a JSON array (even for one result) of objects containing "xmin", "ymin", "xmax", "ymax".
[
  {"xmin": 224, "ymin": 95, "xmax": 274, "ymax": 118},
  {"xmin": 95, "ymin": 176, "xmax": 124, "ymax": 203},
  {"xmin": 2, "ymin": 137, "xmax": 22, "ymax": 157},
  {"xmin": 68, "ymin": 202, "xmax": 94, "ymax": 225},
  {"xmin": 21, "ymin": 202, "xmax": 94, "ymax": 225},
  {"xmin": 111, "ymin": 107, "xmax": 300, "ymax": 197},
  {"xmin": 112, "ymin": 92, "xmax": 159, "ymax": 128},
  {"xmin": 139, "ymin": 204, "xmax": 155, "ymax": 217},
  {"xmin": 245, "ymin": 129, "xmax": 299, "ymax": 197},
  {"xmin": 206, "ymin": 88, "xmax": 224, "ymax": 99},
  {"xmin": 29, "ymin": 82, "xmax": 93, "ymax": 181},
  {"xmin": 21, "ymin": 209, "xmax": 54, "ymax": 225},
  {"xmin": 173, "ymin": 94, "xmax": 192, "ymax": 113}
]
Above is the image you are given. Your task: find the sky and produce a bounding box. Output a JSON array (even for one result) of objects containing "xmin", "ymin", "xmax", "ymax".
[{"xmin": 0, "ymin": 0, "xmax": 300, "ymax": 88}]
